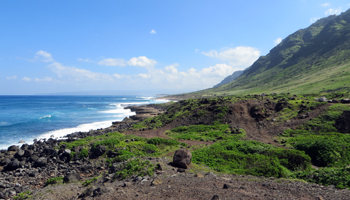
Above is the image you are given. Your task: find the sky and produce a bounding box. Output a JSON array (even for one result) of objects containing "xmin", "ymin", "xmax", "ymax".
[{"xmin": 1, "ymin": 0, "xmax": 350, "ymax": 95}]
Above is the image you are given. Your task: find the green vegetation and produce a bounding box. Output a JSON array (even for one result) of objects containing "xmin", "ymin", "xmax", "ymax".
[
  {"xmin": 166, "ymin": 124, "xmax": 244, "ymax": 141},
  {"xmin": 78, "ymin": 148, "xmax": 89, "ymax": 159},
  {"xmin": 13, "ymin": 191, "xmax": 32, "ymax": 200},
  {"xmin": 44, "ymin": 177, "xmax": 64, "ymax": 186},
  {"xmin": 177, "ymin": 10, "xmax": 350, "ymax": 98},
  {"xmin": 192, "ymin": 139, "xmax": 311, "ymax": 178},
  {"xmin": 294, "ymin": 168, "xmax": 350, "ymax": 189},
  {"xmin": 82, "ymin": 176, "xmax": 101, "ymax": 187},
  {"xmin": 54, "ymin": 92, "xmax": 350, "ymax": 188},
  {"xmin": 279, "ymin": 104, "xmax": 350, "ymax": 167},
  {"xmin": 115, "ymin": 159, "xmax": 154, "ymax": 179}
]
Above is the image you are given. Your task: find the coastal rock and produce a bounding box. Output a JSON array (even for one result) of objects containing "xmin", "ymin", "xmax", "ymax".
[
  {"xmin": 90, "ymin": 145, "xmax": 106, "ymax": 158},
  {"xmin": 341, "ymin": 99, "xmax": 350, "ymax": 103},
  {"xmin": 30, "ymin": 155, "xmax": 39, "ymax": 162},
  {"xmin": 33, "ymin": 157, "xmax": 47, "ymax": 167},
  {"xmin": 93, "ymin": 187, "xmax": 114, "ymax": 197},
  {"xmin": 63, "ymin": 173, "xmax": 81, "ymax": 183},
  {"xmin": 172, "ymin": 149, "xmax": 192, "ymax": 169},
  {"xmin": 43, "ymin": 148, "xmax": 57, "ymax": 157},
  {"xmin": 4, "ymin": 160, "xmax": 20, "ymax": 171},
  {"xmin": 79, "ymin": 187, "xmax": 95, "ymax": 198},
  {"xmin": 0, "ymin": 158, "xmax": 11, "ymax": 166},
  {"xmin": 14, "ymin": 150, "xmax": 25, "ymax": 158},
  {"xmin": 8, "ymin": 145, "xmax": 19, "ymax": 152},
  {"xmin": 318, "ymin": 96, "xmax": 328, "ymax": 102}
]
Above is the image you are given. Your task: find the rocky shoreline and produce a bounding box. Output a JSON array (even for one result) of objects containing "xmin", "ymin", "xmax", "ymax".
[{"xmin": 0, "ymin": 104, "xmax": 166, "ymax": 199}]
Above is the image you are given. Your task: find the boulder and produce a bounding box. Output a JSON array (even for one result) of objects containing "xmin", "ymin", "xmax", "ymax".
[
  {"xmin": 0, "ymin": 158, "xmax": 11, "ymax": 166},
  {"xmin": 173, "ymin": 149, "xmax": 192, "ymax": 169},
  {"xmin": 30, "ymin": 155, "xmax": 39, "ymax": 162},
  {"xmin": 318, "ymin": 96, "xmax": 328, "ymax": 102},
  {"xmin": 93, "ymin": 187, "xmax": 114, "ymax": 197},
  {"xmin": 4, "ymin": 159, "xmax": 20, "ymax": 171},
  {"xmin": 63, "ymin": 173, "xmax": 81, "ymax": 183},
  {"xmin": 335, "ymin": 111, "xmax": 350, "ymax": 133},
  {"xmin": 24, "ymin": 150, "xmax": 33, "ymax": 157},
  {"xmin": 90, "ymin": 145, "xmax": 106, "ymax": 158},
  {"xmin": 14, "ymin": 150, "xmax": 25, "ymax": 158},
  {"xmin": 8, "ymin": 145, "xmax": 19, "ymax": 152},
  {"xmin": 43, "ymin": 148, "xmax": 57, "ymax": 157},
  {"xmin": 33, "ymin": 157, "xmax": 47, "ymax": 167},
  {"xmin": 78, "ymin": 187, "xmax": 95, "ymax": 198},
  {"xmin": 341, "ymin": 99, "xmax": 350, "ymax": 103}
]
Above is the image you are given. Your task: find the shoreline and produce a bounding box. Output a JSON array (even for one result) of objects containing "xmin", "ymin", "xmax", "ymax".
[{"xmin": 2, "ymin": 99, "xmax": 169, "ymax": 150}]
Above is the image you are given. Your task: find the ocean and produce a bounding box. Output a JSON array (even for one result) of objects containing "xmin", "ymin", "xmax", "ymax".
[{"xmin": 0, "ymin": 95, "xmax": 168, "ymax": 150}]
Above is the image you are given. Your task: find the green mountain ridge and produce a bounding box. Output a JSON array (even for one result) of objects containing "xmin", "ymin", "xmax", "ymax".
[
  {"xmin": 189, "ymin": 9, "xmax": 350, "ymax": 97},
  {"xmin": 213, "ymin": 70, "xmax": 243, "ymax": 88}
]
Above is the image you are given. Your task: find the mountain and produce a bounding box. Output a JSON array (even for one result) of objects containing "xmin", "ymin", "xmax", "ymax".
[
  {"xmin": 185, "ymin": 9, "xmax": 350, "ymax": 97},
  {"xmin": 213, "ymin": 70, "xmax": 243, "ymax": 88}
]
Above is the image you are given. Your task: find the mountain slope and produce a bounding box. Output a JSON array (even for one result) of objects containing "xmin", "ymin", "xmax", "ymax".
[
  {"xmin": 213, "ymin": 70, "xmax": 243, "ymax": 88},
  {"xmin": 187, "ymin": 9, "xmax": 350, "ymax": 97}
]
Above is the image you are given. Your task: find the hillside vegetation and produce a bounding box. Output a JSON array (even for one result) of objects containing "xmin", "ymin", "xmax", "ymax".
[{"xmin": 176, "ymin": 9, "xmax": 350, "ymax": 98}]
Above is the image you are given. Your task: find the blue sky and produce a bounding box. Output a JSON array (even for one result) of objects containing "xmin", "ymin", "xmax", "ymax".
[{"xmin": 1, "ymin": 0, "xmax": 349, "ymax": 95}]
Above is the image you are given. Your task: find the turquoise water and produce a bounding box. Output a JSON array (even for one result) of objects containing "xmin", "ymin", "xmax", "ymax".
[{"xmin": 0, "ymin": 95, "xmax": 166, "ymax": 149}]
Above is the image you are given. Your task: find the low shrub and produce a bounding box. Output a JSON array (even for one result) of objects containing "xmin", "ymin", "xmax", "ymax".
[
  {"xmin": 92, "ymin": 138, "xmax": 120, "ymax": 150},
  {"xmin": 115, "ymin": 159, "xmax": 154, "ymax": 179},
  {"xmin": 78, "ymin": 148, "xmax": 89, "ymax": 159},
  {"xmin": 294, "ymin": 167, "xmax": 350, "ymax": 189},
  {"xmin": 45, "ymin": 177, "xmax": 64, "ymax": 186}
]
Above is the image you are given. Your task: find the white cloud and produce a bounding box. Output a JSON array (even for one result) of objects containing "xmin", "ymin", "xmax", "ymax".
[
  {"xmin": 165, "ymin": 64, "xmax": 179, "ymax": 74},
  {"xmin": 200, "ymin": 63, "xmax": 235, "ymax": 77},
  {"xmin": 35, "ymin": 77, "xmax": 52, "ymax": 82},
  {"xmin": 195, "ymin": 49, "xmax": 199, "ymax": 52},
  {"xmin": 150, "ymin": 30, "xmax": 156, "ymax": 34},
  {"xmin": 6, "ymin": 76, "xmax": 17, "ymax": 80},
  {"xmin": 98, "ymin": 58, "xmax": 126, "ymax": 66},
  {"xmin": 325, "ymin": 8, "xmax": 342, "ymax": 15},
  {"xmin": 113, "ymin": 74, "xmax": 129, "ymax": 79},
  {"xmin": 136, "ymin": 74, "xmax": 150, "ymax": 79},
  {"xmin": 321, "ymin": 3, "xmax": 330, "ymax": 7},
  {"xmin": 310, "ymin": 17, "xmax": 320, "ymax": 23},
  {"xmin": 49, "ymin": 62, "xmax": 113, "ymax": 81},
  {"xmin": 36, "ymin": 50, "xmax": 54, "ymax": 62},
  {"xmin": 22, "ymin": 77, "xmax": 31, "ymax": 81},
  {"xmin": 78, "ymin": 58, "xmax": 93, "ymax": 63},
  {"xmin": 202, "ymin": 46, "xmax": 260, "ymax": 67},
  {"xmin": 127, "ymin": 56, "xmax": 157, "ymax": 67},
  {"xmin": 274, "ymin": 38, "xmax": 283, "ymax": 45}
]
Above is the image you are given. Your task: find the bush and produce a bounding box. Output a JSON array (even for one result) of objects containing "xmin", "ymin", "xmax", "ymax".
[
  {"xmin": 263, "ymin": 149, "xmax": 311, "ymax": 171},
  {"xmin": 92, "ymin": 138, "xmax": 120, "ymax": 150},
  {"xmin": 294, "ymin": 167, "xmax": 350, "ymax": 189},
  {"xmin": 115, "ymin": 159, "xmax": 154, "ymax": 179},
  {"xmin": 78, "ymin": 148, "xmax": 89, "ymax": 159},
  {"xmin": 293, "ymin": 137, "xmax": 350, "ymax": 167},
  {"xmin": 147, "ymin": 137, "xmax": 180, "ymax": 146},
  {"xmin": 45, "ymin": 177, "xmax": 64, "ymax": 186},
  {"xmin": 13, "ymin": 191, "xmax": 32, "ymax": 200},
  {"xmin": 192, "ymin": 140, "xmax": 311, "ymax": 178}
]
